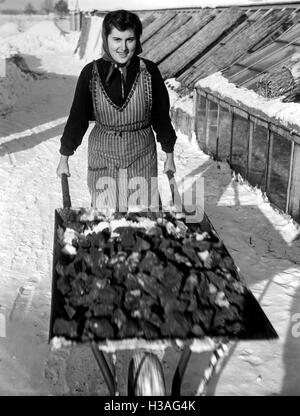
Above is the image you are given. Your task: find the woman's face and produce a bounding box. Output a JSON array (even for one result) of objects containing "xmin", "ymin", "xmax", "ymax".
[{"xmin": 107, "ymin": 27, "xmax": 137, "ymax": 65}]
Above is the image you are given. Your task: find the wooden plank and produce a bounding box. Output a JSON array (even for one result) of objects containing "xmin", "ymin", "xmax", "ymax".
[
  {"xmin": 250, "ymin": 115, "xmax": 268, "ymax": 129},
  {"xmin": 141, "ymin": 12, "xmax": 158, "ymax": 29},
  {"xmin": 177, "ymin": 9, "xmax": 269, "ymax": 85},
  {"xmin": 179, "ymin": 9, "xmax": 269, "ymax": 82},
  {"xmin": 216, "ymin": 104, "xmax": 221, "ymax": 160},
  {"xmin": 205, "ymin": 99, "xmax": 210, "ymax": 152},
  {"xmin": 192, "ymin": 90, "xmax": 197, "ymax": 133},
  {"xmin": 220, "ymin": 101, "xmax": 231, "ymax": 111},
  {"xmin": 237, "ymin": 57, "xmax": 296, "ymax": 88},
  {"xmin": 158, "ymin": 7, "xmax": 246, "ymax": 80},
  {"xmin": 288, "ymin": 143, "xmax": 300, "ymax": 221},
  {"xmin": 234, "ymin": 46, "xmax": 298, "ymax": 87},
  {"xmin": 141, "ymin": 12, "xmax": 176, "ymax": 44},
  {"xmin": 180, "ymin": 9, "xmax": 293, "ymax": 89},
  {"xmin": 185, "ymin": 9, "xmax": 288, "ymax": 85},
  {"xmin": 221, "ymin": 14, "xmax": 281, "ymax": 75},
  {"xmin": 225, "ymin": 22, "xmax": 300, "ymax": 81},
  {"xmin": 229, "ymin": 112, "xmax": 234, "ymax": 165},
  {"xmin": 142, "ymin": 13, "xmax": 191, "ymax": 56},
  {"xmin": 264, "ymin": 127, "xmax": 271, "ymax": 192},
  {"xmin": 248, "ymin": 10, "xmax": 296, "ymax": 53},
  {"xmin": 227, "ymin": 45, "xmax": 300, "ymax": 86},
  {"xmin": 195, "ymin": 91, "xmax": 208, "ymax": 150},
  {"xmin": 276, "ymin": 39, "xmax": 300, "ymax": 47},
  {"xmin": 225, "ymin": 21, "xmax": 300, "ymax": 76},
  {"xmin": 144, "ymin": 9, "xmax": 218, "ymax": 64},
  {"xmin": 266, "ymin": 130, "xmax": 274, "ymax": 192},
  {"xmin": 270, "ymin": 124, "xmax": 295, "ymax": 140},
  {"xmin": 231, "ymin": 106, "xmax": 249, "ymax": 119},
  {"xmin": 286, "ymin": 141, "xmax": 294, "ymax": 213},
  {"xmin": 198, "ymin": 89, "xmax": 207, "ymax": 98},
  {"xmin": 293, "ymin": 8, "xmax": 300, "ymax": 17},
  {"xmin": 248, "ymin": 121, "xmax": 254, "ymax": 179},
  {"xmin": 236, "ymin": 48, "xmax": 296, "ymax": 88},
  {"xmin": 194, "ymin": 90, "xmax": 200, "ymax": 138},
  {"xmin": 216, "ymin": 8, "xmax": 267, "ymax": 46},
  {"xmin": 213, "ymin": 10, "xmax": 295, "ymax": 79},
  {"xmin": 206, "ymin": 94, "xmax": 219, "ymax": 104}
]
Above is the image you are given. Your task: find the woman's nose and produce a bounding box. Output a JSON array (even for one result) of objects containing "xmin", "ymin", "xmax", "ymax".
[{"xmin": 120, "ymin": 41, "xmax": 128, "ymax": 51}]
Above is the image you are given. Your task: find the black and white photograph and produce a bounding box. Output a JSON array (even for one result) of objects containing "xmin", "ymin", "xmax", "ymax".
[{"xmin": 0, "ymin": 0, "xmax": 300, "ymax": 398}]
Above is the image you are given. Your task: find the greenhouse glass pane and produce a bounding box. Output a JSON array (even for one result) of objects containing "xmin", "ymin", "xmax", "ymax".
[
  {"xmin": 231, "ymin": 114, "xmax": 249, "ymax": 178},
  {"xmin": 207, "ymin": 101, "xmax": 218, "ymax": 156},
  {"xmin": 195, "ymin": 94, "xmax": 207, "ymax": 149},
  {"xmin": 288, "ymin": 143, "xmax": 300, "ymax": 223},
  {"xmin": 218, "ymin": 106, "xmax": 232, "ymax": 161},
  {"xmin": 248, "ymin": 124, "xmax": 268, "ymax": 190},
  {"xmin": 268, "ymin": 132, "xmax": 291, "ymax": 211}
]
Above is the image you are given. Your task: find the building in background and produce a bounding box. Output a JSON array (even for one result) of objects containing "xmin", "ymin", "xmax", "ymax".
[
  {"xmin": 67, "ymin": 0, "xmax": 300, "ymax": 12},
  {"xmin": 68, "ymin": 0, "xmax": 81, "ymax": 30},
  {"xmin": 43, "ymin": 0, "xmax": 54, "ymax": 13}
]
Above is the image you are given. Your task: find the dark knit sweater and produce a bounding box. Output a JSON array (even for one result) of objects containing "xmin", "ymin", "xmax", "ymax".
[{"xmin": 60, "ymin": 56, "xmax": 177, "ymax": 156}]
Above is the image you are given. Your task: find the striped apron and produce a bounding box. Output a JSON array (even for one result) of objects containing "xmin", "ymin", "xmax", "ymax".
[{"xmin": 88, "ymin": 58, "xmax": 159, "ymax": 211}]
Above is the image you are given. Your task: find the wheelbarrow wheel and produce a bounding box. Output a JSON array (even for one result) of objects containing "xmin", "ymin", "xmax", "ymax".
[{"xmin": 128, "ymin": 352, "xmax": 166, "ymax": 396}]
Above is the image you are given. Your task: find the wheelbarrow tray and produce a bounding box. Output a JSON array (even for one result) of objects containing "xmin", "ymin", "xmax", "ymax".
[{"xmin": 49, "ymin": 207, "xmax": 278, "ymax": 352}]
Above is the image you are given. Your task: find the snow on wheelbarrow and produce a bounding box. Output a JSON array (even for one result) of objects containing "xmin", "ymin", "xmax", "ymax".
[{"xmin": 48, "ymin": 173, "xmax": 278, "ymax": 396}]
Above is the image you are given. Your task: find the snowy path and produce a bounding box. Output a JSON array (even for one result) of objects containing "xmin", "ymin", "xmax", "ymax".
[
  {"xmin": 0, "ymin": 49, "xmax": 300, "ymax": 395},
  {"xmin": 0, "ymin": 54, "xmax": 92, "ymax": 395}
]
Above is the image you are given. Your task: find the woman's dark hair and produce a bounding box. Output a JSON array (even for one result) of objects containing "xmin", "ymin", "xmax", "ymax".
[{"xmin": 103, "ymin": 10, "xmax": 143, "ymax": 38}]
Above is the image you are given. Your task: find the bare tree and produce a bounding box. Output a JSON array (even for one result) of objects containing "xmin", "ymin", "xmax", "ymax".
[
  {"xmin": 54, "ymin": 0, "xmax": 68, "ymax": 16},
  {"xmin": 42, "ymin": 0, "xmax": 54, "ymax": 14},
  {"xmin": 24, "ymin": 2, "xmax": 37, "ymax": 14}
]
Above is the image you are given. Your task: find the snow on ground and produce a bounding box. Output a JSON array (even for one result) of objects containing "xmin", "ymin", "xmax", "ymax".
[
  {"xmin": 0, "ymin": 22, "xmax": 20, "ymax": 38},
  {"xmin": 0, "ymin": 59, "xmax": 36, "ymax": 114},
  {"xmin": 0, "ymin": 18, "xmax": 80, "ymax": 114},
  {"xmin": 0, "ymin": 20, "xmax": 79, "ymax": 57},
  {"xmin": 0, "ymin": 17, "xmax": 300, "ymax": 395}
]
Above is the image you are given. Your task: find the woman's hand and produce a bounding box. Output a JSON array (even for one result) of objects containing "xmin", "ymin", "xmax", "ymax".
[
  {"xmin": 56, "ymin": 155, "xmax": 70, "ymax": 177},
  {"xmin": 163, "ymin": 152, "xmax": 176, "ymax": 175}
]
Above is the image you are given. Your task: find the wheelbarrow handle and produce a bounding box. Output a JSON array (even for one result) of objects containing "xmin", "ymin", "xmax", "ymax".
[
  {"xmin": 61, "ymin": 173, "xmax": 71, "ymax": 209},
  {"xmin": 166, "ymin": 170, "xmax": 176, "ymax": 205},
  {"xmin": 166, "ymin": 170, "xmax": 175, "ymax": 180}
]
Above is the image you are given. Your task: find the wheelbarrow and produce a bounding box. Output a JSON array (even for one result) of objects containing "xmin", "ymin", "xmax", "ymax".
[{"xmin": 49, "ymin": 173, "xmax": 278, "ymax": 396}]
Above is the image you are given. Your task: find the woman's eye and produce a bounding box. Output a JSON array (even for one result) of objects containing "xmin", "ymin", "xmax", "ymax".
[{"xmin": 111, "ymin": 37, "xmax": 135, "ymax": 44}]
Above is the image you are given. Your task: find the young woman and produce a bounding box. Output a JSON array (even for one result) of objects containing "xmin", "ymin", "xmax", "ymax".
[{"xmin": 56, "ymin": 9, "xmax": 177, "ymax": 210}]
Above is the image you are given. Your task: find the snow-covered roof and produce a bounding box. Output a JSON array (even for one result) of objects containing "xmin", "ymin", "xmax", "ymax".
[{"xmin": 197, "ymin": 72, "xmax": 300, "ymax": 134}]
